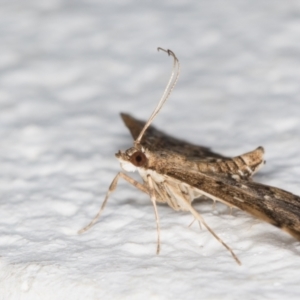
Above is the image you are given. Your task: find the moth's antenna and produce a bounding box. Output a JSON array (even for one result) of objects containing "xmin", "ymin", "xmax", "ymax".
[{"xmin": 135, "ymin": 48, "xmax": 180, "ymax": 145}]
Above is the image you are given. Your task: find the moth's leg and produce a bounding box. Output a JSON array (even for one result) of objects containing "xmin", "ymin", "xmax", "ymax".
[
  {"xmin": 78, "ymin": 172, "xmax": 149, "ymax": 234},
  {"xmin": 212, "ymin": 200, "xmax": 216, "ymax": 210},
  {"xmin": 147, "ymin": 175, "xmax": 161, "ymax": 255},
  {"xmin": 197, "ymin": 221, "xmax": 202, "ymax": 230},
  {"xmin": 188, "ymin": 219, "xmax": 203, "ymax": 231},
  {"xmin": 188, "ymin": 219, "xmax": 196, "ymax": 228},
  {"xmin": 183, "ymin": 202, "xmax": 241, "ymax": 265}
]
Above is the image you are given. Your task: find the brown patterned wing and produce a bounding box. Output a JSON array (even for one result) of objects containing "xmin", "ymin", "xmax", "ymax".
[
  {"xmin": 121, "ymin": 113, "xmax": 226, "ymax": 160},
  {"xmin": 166, "ymin": 167, "xmax": 300, "ymax": 240}
]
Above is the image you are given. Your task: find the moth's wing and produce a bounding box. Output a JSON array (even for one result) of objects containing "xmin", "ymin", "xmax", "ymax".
[
  {"xmin": 166, "ymin": 167, "xmax": 300, "ymax": 240},
  {"xmin": 121, "ymin": 113, "xmax": 226, "ymax": 159},
  {"xmin": 121, "ymin": 113, "xmax": 265, "ymax": 178}
]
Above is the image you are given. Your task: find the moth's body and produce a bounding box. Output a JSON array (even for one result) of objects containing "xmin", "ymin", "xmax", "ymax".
[
  {"xmin": 79, "ymin": 48, "xmax": 300, "ymax": 264},
  {"xmin": 117, "ymin": 131, "xmax": 265, "ymax": 212},
  {"xmin": 117, "ymin": 113, "xmax": 300, "ymax": 243},
  {"xmin": 118, "ymin": 145, "xmax": 201, "ymax": 211}
]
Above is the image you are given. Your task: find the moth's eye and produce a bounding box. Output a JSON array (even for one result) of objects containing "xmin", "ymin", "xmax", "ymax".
[{"xmin": 130, "ymin": 151, "xmax": 147, "ymax": 167}]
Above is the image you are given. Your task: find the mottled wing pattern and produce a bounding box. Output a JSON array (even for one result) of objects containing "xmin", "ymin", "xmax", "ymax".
[
  {"xmin": 166, "ymin": 167, "xmax": 300, "ymax": 240},
  {"xmin": 121, "ymin": 113, "xmax": 226, "ymax": 160},
  {"xmin": 121, "ymin": 113, "xmax": 265, "ymax": 180}
]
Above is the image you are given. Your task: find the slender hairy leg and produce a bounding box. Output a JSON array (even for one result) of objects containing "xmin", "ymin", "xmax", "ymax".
[
  {"xmin": 147, "ymin": 175, "xmax": 161, "ymax": 255},
  {"xmin": 188, "ymin": 219, "xmax": 203, "ymax": 230},
  {"xmin": 184, "ymin": 202, "xmax": 241, "ymax": 265},
  {"xmin": 188, "ymin": 218, "xmax": 196, "ymax": 228},
  {"xmin": 78, "ymin": 172, "xmax": 149, "ymax": 234}
]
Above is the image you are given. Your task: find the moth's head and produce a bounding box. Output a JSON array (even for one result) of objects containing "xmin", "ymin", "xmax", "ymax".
[{"xmin": 115, "ymin": 145, "xmax": 148, "ymax": 172}]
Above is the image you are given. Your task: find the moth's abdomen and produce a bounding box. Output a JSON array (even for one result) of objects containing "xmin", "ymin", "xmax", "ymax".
[
  {"xmin": 196, "ymin": 146, "xmax": 265, "ymax": 180},
  {"xmin": 234, "ymin": 146, "xmax": 265, "ymax": 177}
]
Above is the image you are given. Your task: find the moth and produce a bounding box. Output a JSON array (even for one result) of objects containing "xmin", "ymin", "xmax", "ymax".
[{"xmin": 79, "ymin": 48, "xmax": 300, "ymax": 265}]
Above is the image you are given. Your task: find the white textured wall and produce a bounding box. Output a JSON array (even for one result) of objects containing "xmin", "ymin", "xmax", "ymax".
[{"xmin": 1, "ymin": 1, "xmax": 300, "ymax": 299}]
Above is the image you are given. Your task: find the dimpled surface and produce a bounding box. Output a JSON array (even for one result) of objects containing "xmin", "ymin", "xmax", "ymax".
[{"xmin": 1, "ymin": 1, "xmax": 300, "ymax": 299}]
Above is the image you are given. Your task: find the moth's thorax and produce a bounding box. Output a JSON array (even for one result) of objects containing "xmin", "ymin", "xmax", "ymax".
[{"xmin": 145, "ymin": 149, "xmax": 201, "ymax": 172}]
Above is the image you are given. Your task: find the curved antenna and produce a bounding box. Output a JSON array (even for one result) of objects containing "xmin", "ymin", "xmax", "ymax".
[{"xmin": 135, "ymin": 48, "xmax": 180, "ymax": 145}]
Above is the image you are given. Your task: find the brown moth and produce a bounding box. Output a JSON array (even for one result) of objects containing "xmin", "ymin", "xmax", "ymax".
[{"xmin": 79, "ymin": 48, "xmax": 300, "ymax": 265}]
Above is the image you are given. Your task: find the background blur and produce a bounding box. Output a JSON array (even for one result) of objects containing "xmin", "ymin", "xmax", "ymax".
[{"xmin": 1, "ymin": 1, "xmax": 300, "ymax": 299}]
